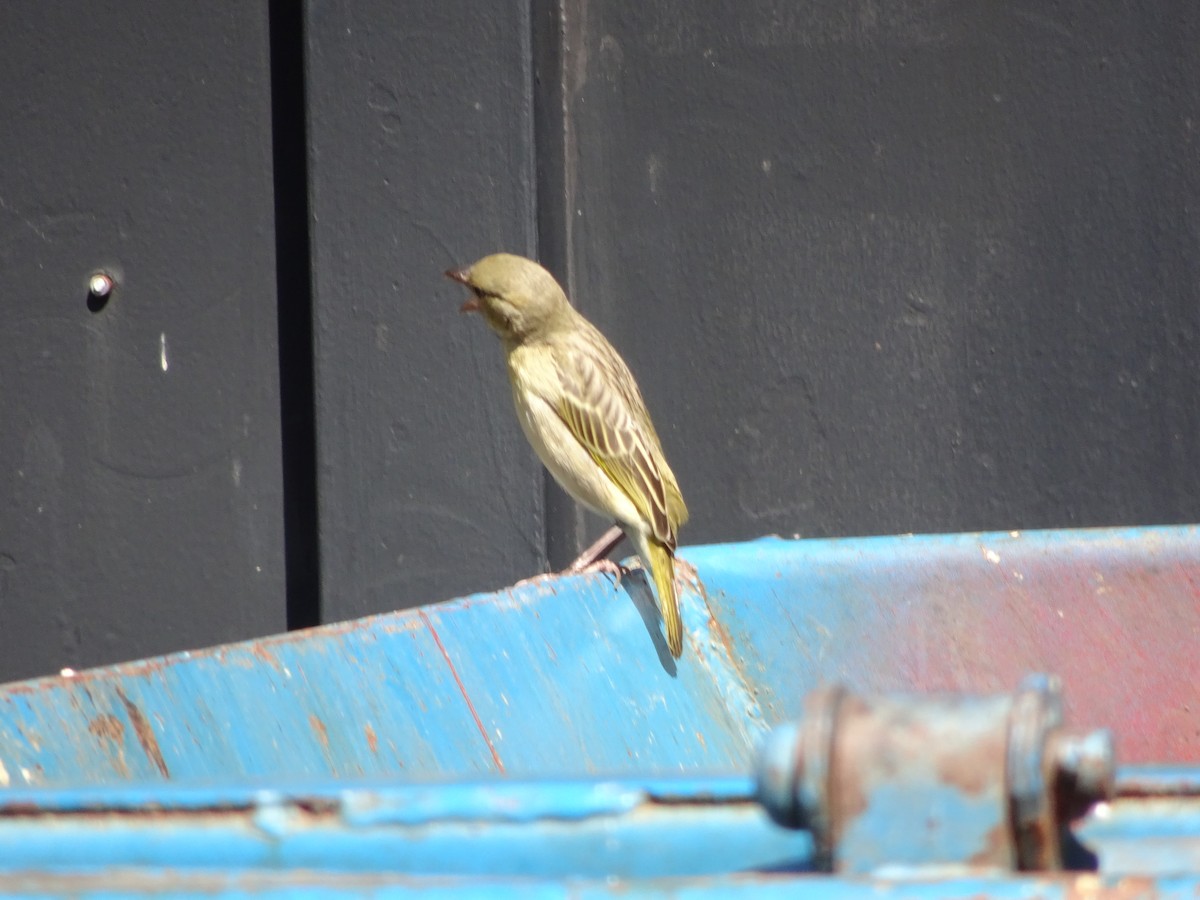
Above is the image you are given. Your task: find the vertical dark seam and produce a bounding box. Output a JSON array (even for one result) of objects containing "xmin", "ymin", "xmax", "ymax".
[{"xmin": 269, "ymin": 0, "xmax": 321, "ymax": 628}]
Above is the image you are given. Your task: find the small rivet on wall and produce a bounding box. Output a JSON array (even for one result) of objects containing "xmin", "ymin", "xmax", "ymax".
[
  {"xmin": 87, "ymin": 271, "xmax": 114, "ymax": 313},
  {"xmin": 89, "ymin": 272, "xmax": 113, "ymax": 297}
]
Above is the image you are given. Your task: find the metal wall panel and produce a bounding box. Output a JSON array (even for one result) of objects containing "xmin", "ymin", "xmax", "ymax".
[
  {"xmin": 551, "ymin": 0, "xmax": 1200, "ymax": 548},
  {"xmin": 305, "ymin": 0, "xmax": 547, "ymax": 621},
  {"xmin": 0, "ymin": 2, "xmax": 285, "ymax": 681}
]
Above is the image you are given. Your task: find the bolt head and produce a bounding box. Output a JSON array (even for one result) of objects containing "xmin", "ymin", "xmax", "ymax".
[{"xmin": 89, "ymin": 272, "xmax": 113, "ymax": 297}]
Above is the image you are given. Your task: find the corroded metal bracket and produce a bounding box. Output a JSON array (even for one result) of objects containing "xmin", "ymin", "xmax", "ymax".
[{"xmin": 757, "ymin": 675, "xmax": 1114, "ymax": 873}]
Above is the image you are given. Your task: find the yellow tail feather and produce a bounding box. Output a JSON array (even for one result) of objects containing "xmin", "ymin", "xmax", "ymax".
[{"xmin": 643, "ymin": 539, "xmax": 683, "ymax": 658}]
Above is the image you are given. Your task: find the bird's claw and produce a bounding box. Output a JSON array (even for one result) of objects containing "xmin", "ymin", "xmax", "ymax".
[{"xmin": 570, "ymin": 557, "xmax": 630, "ymax": 587}]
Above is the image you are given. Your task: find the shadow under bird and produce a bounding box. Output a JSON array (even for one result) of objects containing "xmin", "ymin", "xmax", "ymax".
[{"xmin": 446, "ymin": 253, "xmax": 690, "ymax": 658}]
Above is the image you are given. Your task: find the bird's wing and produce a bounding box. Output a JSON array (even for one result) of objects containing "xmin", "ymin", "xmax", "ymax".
[{"xmin": 548, "ymin": 329, "xmax": 684, "ymax": 548}]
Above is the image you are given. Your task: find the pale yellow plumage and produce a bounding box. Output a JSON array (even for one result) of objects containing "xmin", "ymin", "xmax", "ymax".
[{"xmin": 446, "ymin": 253, "xmax": 689, "ymax": 657}]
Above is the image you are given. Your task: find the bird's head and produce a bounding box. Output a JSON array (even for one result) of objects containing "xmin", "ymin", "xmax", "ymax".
[{"xmin": 446, "ymin": 253, "xmax": 572, "ymax": 343}]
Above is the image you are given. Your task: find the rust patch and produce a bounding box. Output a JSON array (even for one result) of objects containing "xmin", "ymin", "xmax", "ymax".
[
  {"xmin": 967, "ymin": 821, "xmax": 1015, "ymax": 868},
  {"xmin": 87, "ymin": 714, "xmax": 125, "ymax": 743},
  {"xmin": 934, "ymin": 725, "xmax": 1008, "ymax": 796},
  {"xmin": 687, "ymin": 567, "xmax": 751, "ymax": 683},
  {"xmin": 87, "ymin": 713, "xmax": 130, "ymax": 778},
  {"xmin": 0, "ymin": 802, "xmax": 42, "ymax": 814},
  {"xmin": 706, "ymin": 608, "xmax": 739, "ymax": 663},
  {"xmin": 829, "ymin": 694, "xmax": 872, "ymax": 826},
  {"xmin": 309, "ymin": 715, "xmax": 331, "ymax": 752},
  {"xmin": 1064, "ymin": 875, "xmax": 1159, "ymax": 900},
  {"xmin": 249, "ymin": 642, "xmax": 285, "ymax": 672},
  {"xmin": 112, "ymin": 655, "xmax": 172, "ymax": 679},
  {"xmin": 1116, "ymin": 773, "xmax": 1200, "ymax": 798},
  {"xmin": 115, "ymin": 688, "xmax": 169, "ymax": 778},
  {"xmin": 364, "ymin": 723, "xmax": 378, "ymax": 754},
  {"xmin": 377, "ymin": 618, "xmax": 424, "ymax": 634}
]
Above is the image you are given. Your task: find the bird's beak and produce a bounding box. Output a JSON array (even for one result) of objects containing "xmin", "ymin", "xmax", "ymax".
[{"xmin": 444, "ymin": 267, "xmax": 481, "ymax": 313}]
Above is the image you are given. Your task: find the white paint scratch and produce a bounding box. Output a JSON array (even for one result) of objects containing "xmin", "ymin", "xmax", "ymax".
[
  {"xmin": 0, "ymin": 758, "xmax": 8, "ymax": 787},
  {"xmin": 232, "ymin": 458, "xmax": 242, "ymax": 487},
  {"xmin": 159, "ymin": 333, "xmax": 169, "ymax": 372},
  {"xmin": 647, "ymin": 154, "xmax": 662, "ymax": 194}
]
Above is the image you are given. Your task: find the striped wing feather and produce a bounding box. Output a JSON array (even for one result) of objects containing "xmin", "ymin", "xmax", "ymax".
[{"xmin": 551, "ymin": 323, "xmax": 687, "ymax": 548}]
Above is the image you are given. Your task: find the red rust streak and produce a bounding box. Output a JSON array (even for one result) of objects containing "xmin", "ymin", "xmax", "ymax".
[
  {"xmin": 87, "ymin": 714, "xmax": 124, "ymax": 742},
  {"xmin": 419, "ymin": 610, "xmax": 505, "ymax": 774},
  {"xmin": 115, "ymin": 688, "xmax": 169, "ymax": 778},
  {"xmin": 308, "ymin": 715, "xmax": 331, "ymax": 752}
]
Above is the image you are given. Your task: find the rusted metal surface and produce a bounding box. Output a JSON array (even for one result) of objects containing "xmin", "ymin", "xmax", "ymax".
[
  {"xmin": 0, "ymin": 526, "xmax": 1194, "ymax": 789},
  {"xmin": 1116, "ymin": 767, "xmax": 1200, "ymax": 798},
  {"xmin": 691, "ymin": 526, "xmax": 1200, "ymax": 764},
  {"xmin": 757, "ymin": 679, "xmax": 1115, "ymax": 874}
]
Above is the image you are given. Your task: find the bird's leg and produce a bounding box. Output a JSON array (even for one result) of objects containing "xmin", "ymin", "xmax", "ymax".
[
  {"xmin": 565, "ymin": 524, "xmax": 628, "ymax": 582},
  {"xmin": 566, "ymin": 524, "xmax": 626, "ymax": 572},
  {"xmin": 515, "ymin": 526, "xmax": 628, "ymax": 588}
]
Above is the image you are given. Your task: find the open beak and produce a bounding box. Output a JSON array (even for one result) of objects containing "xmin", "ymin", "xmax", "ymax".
[{"xmin": 444, "ymin": 267, "xmax": 481, "ymax": 313}]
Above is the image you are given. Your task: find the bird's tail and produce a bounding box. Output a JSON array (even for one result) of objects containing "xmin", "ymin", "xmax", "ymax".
[{"xmin": 643, "ymin": 538, "xmax": 684, "ymax": 658}]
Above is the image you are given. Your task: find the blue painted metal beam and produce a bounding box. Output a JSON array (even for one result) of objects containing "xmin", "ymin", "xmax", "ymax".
[
  {"xmin": 1, "ymin": 873, "xmax": 1199, "ymax": 900},
  {"xmin": 0, "ymin": 770, "xmax": 1196, "ymax": 880},
  {"xmin": 0, "ymin": 526, "xmax": 1196, "ymax": 789},
  {"xmin": 0, "ymin": 872, "xmax": 1197, "ymax": 899},
  {"xmin": 0, "ymin": 776, "xmax": 806, "ymax": 878}
]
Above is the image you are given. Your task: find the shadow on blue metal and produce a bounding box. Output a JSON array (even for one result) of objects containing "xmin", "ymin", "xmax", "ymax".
[{"xmin": 0, "ymin": 526, "xmax": 1196, "ymax": 789}]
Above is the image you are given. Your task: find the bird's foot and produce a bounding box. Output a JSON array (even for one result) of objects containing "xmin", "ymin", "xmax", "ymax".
[
  {"xmin": 569, "ymin": 556, "xmax": 631, "ymax": 587},
  {"xmin": 514, "ymin": 525, "xmax": 631, "ymax": 589}
]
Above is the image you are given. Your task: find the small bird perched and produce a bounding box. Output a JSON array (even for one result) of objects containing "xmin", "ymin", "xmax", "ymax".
[{"xmin": 446, "ymin": 253, "xmax": 690, "ymax": 657}]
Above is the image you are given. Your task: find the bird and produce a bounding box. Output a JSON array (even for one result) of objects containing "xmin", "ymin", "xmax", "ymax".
[{"xmin": 446, "ymin": 253, "xmax": 690, "ymax": 658}]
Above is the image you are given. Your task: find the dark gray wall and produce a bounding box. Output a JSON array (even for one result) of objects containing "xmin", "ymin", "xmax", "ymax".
[
  {"xmin": 2, "ymin": 0, "xmax": 1199, "ymax": 680},
  {"xmin": 553, "ymin": 0, "xmax": 1200, "ymax": 543},
  {"xmin": 0, "ymin": 2, "xmax": 285, "ymax": 681},
  {"xmin": 305, "ymin": 0, "xmax": 547, "ymax": 621},
  {"xmin": 306, "ymin": 0, "xmax": 1200, "ymax": 621}
]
